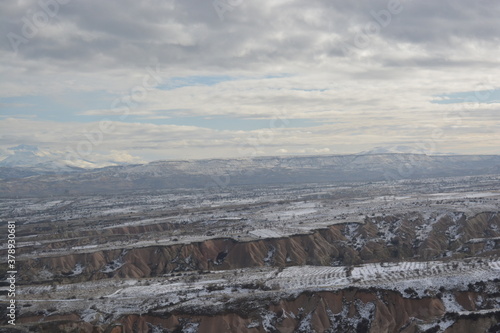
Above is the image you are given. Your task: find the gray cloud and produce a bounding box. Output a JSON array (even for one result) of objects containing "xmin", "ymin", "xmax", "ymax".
[
  {"xmin": 2, "ymin": 0, "xmax": 499, "ymax": 73},
  {"xmin": 1, "ymin": 0, "xmax": 499, "ymax": 159}
]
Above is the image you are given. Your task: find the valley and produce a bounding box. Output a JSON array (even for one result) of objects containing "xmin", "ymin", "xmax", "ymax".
[{"xmin": 1, "ymin": 156, "xmax": 500, "ymax": 332}]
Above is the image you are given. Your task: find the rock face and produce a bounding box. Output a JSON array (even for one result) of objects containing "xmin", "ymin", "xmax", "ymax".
[
  {"xmin": 118, "ymin": 289, "xmax": 449, "ymax": 333},
  {"xmin": 15, "ymin": 212, "xmax": 500, "ymax": 283},
  {"xmin": 10, "ymin": 288, "xmax": 500, "ymax": 333}
]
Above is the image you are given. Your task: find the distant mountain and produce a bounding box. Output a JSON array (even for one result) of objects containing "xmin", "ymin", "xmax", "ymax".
[
  {"xmin": 359, "ymin": 145, "xmax": 454, "ymax": 155},
  {"xmin": 360, "ymin": 145, "xmax": 421, "ymax": 154},
  {"xmin": 1, "ymin": 153, "xmax": 500, "ymax": 197},
  {"xmin": 0, "ymin": 144, "xmax": 74, "ymax": 170},
  {"xmin": 0, "ymin": 145, "xmax": 137, "ymax": 179}
]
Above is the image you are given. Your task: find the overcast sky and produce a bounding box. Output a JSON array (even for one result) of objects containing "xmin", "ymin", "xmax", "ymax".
[{"xmin": 1, "ymin": 0, "xmax": 499, "ymax": 165}]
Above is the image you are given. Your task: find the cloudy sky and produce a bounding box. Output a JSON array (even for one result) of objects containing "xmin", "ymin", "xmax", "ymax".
[{"xmin": 1, "ymin": 0, "xmax": 499, "ymax": 165}]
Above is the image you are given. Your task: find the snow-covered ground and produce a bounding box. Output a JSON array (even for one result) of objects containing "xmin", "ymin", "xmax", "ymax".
[
  {"xmin": 4, "ymin": 176, "xmax": 500, "ymax": 260},
  {"xmin": 4, "ymin": 175, "xmax": 500, "ymax": 330},
  {"xmin": 12, "ymin": 256, "xmax": 500, "ymax": 321}
]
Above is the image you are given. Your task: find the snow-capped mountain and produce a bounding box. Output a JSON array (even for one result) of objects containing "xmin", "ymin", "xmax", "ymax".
[
  {"xmin": 0, "ymin": 145, "xmax": 142, "ymax": 176},
  {"xmin": 0, "ymin": 144, "xmax": 72, "ymax": 170}
]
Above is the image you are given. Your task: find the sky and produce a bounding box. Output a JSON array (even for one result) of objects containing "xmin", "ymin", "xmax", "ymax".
[{"xmin": 0, "ymin": 0, "xmax": 499, "ymax": 166}]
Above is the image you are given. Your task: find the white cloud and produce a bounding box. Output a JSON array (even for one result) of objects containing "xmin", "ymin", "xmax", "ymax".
[{"xmin": 1, "ymin": 115, "xmax": 499, "ymax": 162}]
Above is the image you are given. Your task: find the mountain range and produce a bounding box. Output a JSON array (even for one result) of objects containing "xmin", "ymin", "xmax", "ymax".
[{"xmin": 1, "ymin": 146, "xmax": 500, "ymax": 197}]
